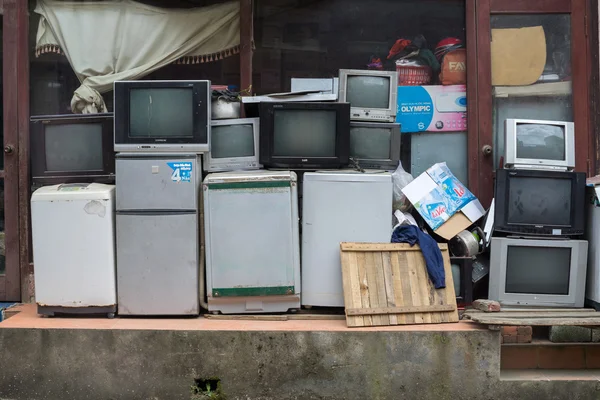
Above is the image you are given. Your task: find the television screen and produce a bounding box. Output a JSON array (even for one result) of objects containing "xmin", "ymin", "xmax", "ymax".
[
  {"xmin": 273, "ymin": 110, "xmax": 336, "ymax": 157},
  {"xmin": 516, "ymin": 123, "xmax": 566, "ymax": 161},
  {"xmin": 211, "ymin": 124, "xmax": 255, "ymax": 158},
  {"xmin": 129, "ymin": 88, "xmax": 194, "ymax": 137},
  {"xmin": 346, "ymin": 75, "xmax": 390, "ymax": 109},
  {"xmin": 507, "ymin": 176, "xmax": 571, "ymax": 226},
  {"xmin": 350, "ymin": 126, "xmax": 391, "ymax": 159},
  {"xmin": 45, "ymin": 124, "xmax": 103, "ymax": 171},
  {"xmin": 505, "ymin": 246, "xmax": 571, "ymax": 295}
]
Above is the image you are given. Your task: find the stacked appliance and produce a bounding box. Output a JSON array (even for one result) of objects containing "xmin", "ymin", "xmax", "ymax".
[
  {"xmin": 113, "ymin": 80, "xmax": 210, "ymax": 316},
  {"xmin": 300, "ymin": 69, "xmax": 399, "ymax": 307},
  {"xmin": 489, "ymin": 118, "xmax": 588, "ymax": 308}
]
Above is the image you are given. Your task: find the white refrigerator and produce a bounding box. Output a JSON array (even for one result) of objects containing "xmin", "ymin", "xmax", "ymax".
[{"xmin": 302, "ymin": 171, "xmax": 393, "ymax": 307}]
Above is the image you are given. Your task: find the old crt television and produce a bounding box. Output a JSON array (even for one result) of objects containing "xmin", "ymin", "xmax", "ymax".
[
  {"xmin": 350, "ymin": 122, "xmax": 400, "ymax": 170},
  {"xmin": 504, "ymin": 118, "xmax": 575, "ymax": 170},
  {"xmin": 495, "ymin": 168, "xmax": 586, "ymax": 236},
  {"xmin": 204, "ymin": 118, "xmax": 261, "ymax": 172},
  {"xmin": 259, "ymin": 102, "xmax": 350, "ymax": 169},
  {"xmin": 31, "ymin": 113, "xmax": 115, "ymax": 185},
  {"xmin": 114, "ymin": 80, "xmax": 210, "ymax": 153},
  {"xmin": 489, "ymin": 237, "xmax": 588, "ymax": 307},
  {"xmin": 338, "ymin": 69, "xmax": 398, "ymax": 123}
]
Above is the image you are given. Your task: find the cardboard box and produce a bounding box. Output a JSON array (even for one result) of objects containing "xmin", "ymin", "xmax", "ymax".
[
  {"xmin": 401, "ymin": 162, "xmax": 485, "ymax": 240},
  {"xmin": 396, "ymin": 85, "xmax": 467, "ymax": 133}
]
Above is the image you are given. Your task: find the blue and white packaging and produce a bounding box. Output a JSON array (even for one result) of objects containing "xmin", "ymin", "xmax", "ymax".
[{"xmin": 401, "ymin": 162, "xmax": 485, "ymax": 239}]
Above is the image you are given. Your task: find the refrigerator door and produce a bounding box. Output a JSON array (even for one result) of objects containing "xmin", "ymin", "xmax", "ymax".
[
  {"xmin": 204, "ymin": 177, "xmax": 300, "ymax": 296},
  {"xmin": 116, "ymin": 155, "xmax": 200, "ymax": 211},
  {"xmin": 116, "ymin": 213, "xmax": 199, "ymax": 315},
  {"xmin": 301, "ymin": 172, "xmax": 393, "ymax": 307}
]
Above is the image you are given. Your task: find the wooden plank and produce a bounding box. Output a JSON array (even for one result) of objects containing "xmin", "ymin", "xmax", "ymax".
[
  {"xmin": 346, "ymin": 305, "xmax": 455, "ymax": 316},
  {"xmin": 412, "ymin": 250, "xmax": 432, "ymax": 324},
  {"xmin": 204, "ymin": 314, "xmax": 346, "ymax": 321},
  {"xmin": 372, "ymin": 252, "xmax": 389, "ymax": 326},
  {"xmin": 441, "ymin": 249, "xmax": 460, "ymax": 323},
  {"xmin": 287, "ymin": 314, "xmax": 345, "ymax": 321},
  {"xmin": 396, "ymin": 251, "xmax": 415, "ymax": 324},
  {"xmin": 340, "ymin": 243, "xmax": 448, "ymax": 252},
  {"xmin": 489, "ymin": 0, "xmax": 570, "ymax": 13},
  {"xmin": 391, "ymin": 251, "xmax": 407, "ymax": 325},
  {"xmin": 346, "ymin": 250, "xmax": 364, "ymax": 327},
  {"xmin": 341, "ymin": 250, "xmax": 359, "ymax": 327},
  {"xmin": 364, "ymin": 252, "xmax": 383, "ymax": 326},
  {"xmin": 357, "ymin": 252, "xmax": 372, "ymax": 327},
  {"xmin": 467, "ymin": 311, "xmax": 600, "ymax": 319},
  {"xmin": 468, "ymin": 317, "xmax": 600, "ymax": 327},
  {"xmin": 381, "ymin": 252, "xmax": 397, "ymax": 325},
  {"xmin": 239, "ymin": 0, "xmax": 253, "ymax": 95},
  {"xmin": 466, "ymin": 308, "xmax": 596, "ymax": 314}
]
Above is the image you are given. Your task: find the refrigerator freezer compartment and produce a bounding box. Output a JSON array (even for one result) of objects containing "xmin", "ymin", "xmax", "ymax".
[{"xmin": 116, "ymin": 155, "xmax": 201, "ymax": 211}]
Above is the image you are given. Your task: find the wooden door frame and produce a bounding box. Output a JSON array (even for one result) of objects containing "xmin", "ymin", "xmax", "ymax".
[
  {"xmin": 475, "ymin": 0, "xmax": 593, "ymax": 207},
  {"xmin": 1, "ymin": 0, "xmax": 28, "ymax": 302}
]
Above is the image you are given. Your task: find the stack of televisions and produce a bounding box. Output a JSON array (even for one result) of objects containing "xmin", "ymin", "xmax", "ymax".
[
  {"xmin": 488, "ymin": 118, "xmax": 588, "ymax": 308},
  {"xmin": 29, "ymin": 68, "xmax": 403, "ymax": 316}
]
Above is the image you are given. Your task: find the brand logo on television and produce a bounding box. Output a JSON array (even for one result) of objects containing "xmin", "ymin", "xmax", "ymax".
[
  {"xmin": 449, "ymin": 61, "xmax": 466, "ymax": 71},
  {"xmin": 155, "ymin": 139, "xmax": 167, "ymax": 142},
  {"xmin": 302, "ymin": 159, "xmax": 308, "ymax": 162}
]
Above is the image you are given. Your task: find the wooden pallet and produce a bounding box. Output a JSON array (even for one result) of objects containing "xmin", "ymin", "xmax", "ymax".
[
  {"xmin": 340, "ymin": 243, "xmax": 459, "ymax": 327},
  {"xmin": 463, "ymin": 309, "xmax": 600, "ymax": 328}
]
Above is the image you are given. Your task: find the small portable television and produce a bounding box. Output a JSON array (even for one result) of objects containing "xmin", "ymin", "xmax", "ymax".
[
  {"xmin": 489, "ymin": 237, "xmax": 588, "ymax": 308},
  {"xmin": 259, "ymin": 102, "xmax": 350, "ymax": 169},
  {"xmin": 31, "ymin": 113, "xmax": 115, "ymax": 185},
  {"xmin": 494, "ymin": 168, "xmax": 586, "ymax": 236},
  {"xmin": 338, "ymin": 69, "xmax": 398, "ymax": 123},
  {"xmin": 349, "ymin": 122, "xmax": 400, "ymax": 170},
  {"xmin": 204, "ymin": 118, "xmax": 261, "ymax": 172},
  {"xmin": 114, "ymin": 80, "xmax": 211, "ymax": 153},
  {"xmin": 504, "ymin": 118, "xmax": 575, "ymax": 170}
]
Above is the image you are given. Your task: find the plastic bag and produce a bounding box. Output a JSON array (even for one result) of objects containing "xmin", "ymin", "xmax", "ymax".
[{"xmin": 392, "ymin": 162, "xmax": 414, "ymax": 212}]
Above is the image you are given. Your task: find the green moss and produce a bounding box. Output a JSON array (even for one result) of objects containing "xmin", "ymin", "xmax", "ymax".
[{"xmin": 191, "ymin": 377, "xmax": 226, "ymax": 400}]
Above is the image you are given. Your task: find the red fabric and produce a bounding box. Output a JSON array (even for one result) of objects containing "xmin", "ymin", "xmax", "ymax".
[{"xmin": 387, "ymin": 39, "xmax": 411, "ymax": 60}]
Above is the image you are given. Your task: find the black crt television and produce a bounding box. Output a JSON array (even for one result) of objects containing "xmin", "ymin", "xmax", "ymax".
[
  {"xmin": 113, "ymin": 80, "xmax": 210, "ymax": 153},
  {"xmin": 30, "ymin": 113, "xmax": 115, "ymax": 185},
  {"xmin": 494, "ymin": 168, "xmax": 586, "ymax": 236},
  {"xmin": 259, "ymin": 102, "xmax": 351, "ymax": 169}
]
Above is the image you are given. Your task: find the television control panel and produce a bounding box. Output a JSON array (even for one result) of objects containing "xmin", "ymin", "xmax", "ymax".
[
  {"xmin": 205, "ymin": 161, "xmax": 261, "ymax": 173},
  {"xmin": 351, "ymin": 110, "xmax": 396, "ymax": 123}
]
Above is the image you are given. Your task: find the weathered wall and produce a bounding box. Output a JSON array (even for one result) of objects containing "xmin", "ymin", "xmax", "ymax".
[{"xmin": 0, "ymin": 328, "xmax": 598, "ymax": 400}]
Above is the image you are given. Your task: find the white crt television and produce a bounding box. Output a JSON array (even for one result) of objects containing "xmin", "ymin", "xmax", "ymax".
[
  {"xmin": 489, "ymin": 237, "xmax": 588, "ymax": 308},
  {"xmin": 349, "ymin": 122, "xmax": 401, "ymax": 170},
  {"xmin": 504, "ymin": 118, "xmax": 575, "ymax": 171},
  {"xmin": 338, "ymin": 69, "xmax": 398, "ymax": 123},
  {"xmin": 204, "ymin": 118, "xmax": 261, "ymax": 172}
]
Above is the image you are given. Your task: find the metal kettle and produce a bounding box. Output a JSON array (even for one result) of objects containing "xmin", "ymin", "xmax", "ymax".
[{"xmin": 211, "ymin": 92, "xmax": 241, "ymax": 120}]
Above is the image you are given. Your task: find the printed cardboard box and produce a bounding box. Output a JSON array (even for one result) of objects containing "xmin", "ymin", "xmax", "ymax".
[
  {"xmin": 401, "ymin": 162, "xmax": 485, "ymax": 240},
  {"xmin": 396, "ymin": 85, "xmax": 467, "ymax": 133}
]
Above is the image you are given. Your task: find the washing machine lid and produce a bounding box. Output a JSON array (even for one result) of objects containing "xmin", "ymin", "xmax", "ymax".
[{"xmin": 31, "ymin": 183, "xmax": 115, "ymax": 202}]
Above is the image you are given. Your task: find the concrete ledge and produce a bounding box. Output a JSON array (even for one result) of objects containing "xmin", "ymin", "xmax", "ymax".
[{"xmin": 1, "ymin": 306, "xmax": 600, "ymax": 399}]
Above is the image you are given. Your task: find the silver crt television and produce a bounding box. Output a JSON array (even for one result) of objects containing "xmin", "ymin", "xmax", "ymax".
[
  {"xmin": 349, "ymin": 122, "xmax": 400, "ymax": 170},
  {"xmin": 489, "ymin": 237, "xmax": 588, "ymax": 308},
  {"xmin": 204, "ymin": 118, "xmax": 261, "ymax": 172},
  {"xmin": 504, "ymin": 118, "xmax": 575, "ymax": 171},
  {"xmin": 338, "ymin": 69, "xmax": 398, "ymax": 123}
]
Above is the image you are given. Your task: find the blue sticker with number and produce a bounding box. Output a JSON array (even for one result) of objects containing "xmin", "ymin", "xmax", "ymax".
[{"xmin": 167, "ymin": 162, "xmax": 193, "ymax": 183}]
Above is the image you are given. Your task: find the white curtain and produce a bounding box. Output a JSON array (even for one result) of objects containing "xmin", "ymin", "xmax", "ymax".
[{"xmin": 35, "ymin": 0, "xmax": 241, "ymax": 113}]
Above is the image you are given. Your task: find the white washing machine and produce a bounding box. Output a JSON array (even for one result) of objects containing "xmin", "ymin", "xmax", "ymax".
[{"xmin": 31, "ymin": 183, "xmax": 116, "ymax": 317}]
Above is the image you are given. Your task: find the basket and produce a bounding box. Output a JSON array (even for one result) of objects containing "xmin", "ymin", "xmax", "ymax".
[{"xmin": 396, "ymin": 64, "xmax": 432, "ymax": 86}]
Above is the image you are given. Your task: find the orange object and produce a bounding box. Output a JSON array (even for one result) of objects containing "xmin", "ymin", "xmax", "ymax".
[{"xmin": 439, "ymin": 49, "xmax": 466, "ymax": 85}]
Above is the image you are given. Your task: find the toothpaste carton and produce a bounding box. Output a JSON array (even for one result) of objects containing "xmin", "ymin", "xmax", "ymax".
[{"xmin": 401, "ymin": 162, "xmax": 485, "ymax": 239}]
